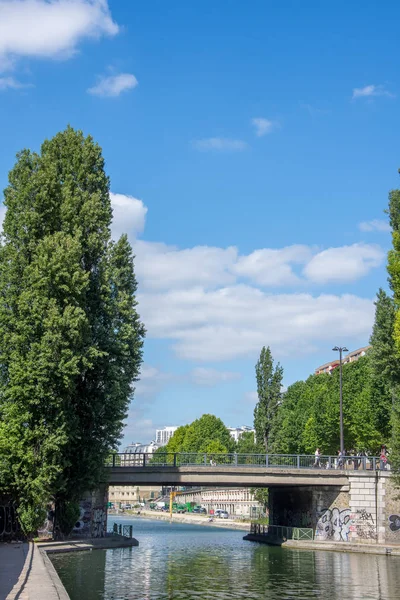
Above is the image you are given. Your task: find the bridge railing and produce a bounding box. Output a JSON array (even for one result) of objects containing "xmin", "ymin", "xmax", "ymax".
[{"xmin": 105, "ymin": 453, "xmax": 381, "ymax": 471}]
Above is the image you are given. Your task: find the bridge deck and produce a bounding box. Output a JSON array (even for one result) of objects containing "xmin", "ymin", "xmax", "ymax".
[{"xmin": 107, "ymin": 465, "xmax": 353, "ymax": 487}]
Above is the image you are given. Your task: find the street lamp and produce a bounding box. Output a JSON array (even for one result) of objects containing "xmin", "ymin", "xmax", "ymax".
[{"xmin": 332, "ymin": 346, "xmax": 348, "ymax": 455}]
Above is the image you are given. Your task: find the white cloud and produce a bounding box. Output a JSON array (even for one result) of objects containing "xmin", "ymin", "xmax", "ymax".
[
  {"xmin": 189, "ymin": 367, "xmax": 241, "ymax": 386},
  {"xmin": 192, "ymin": 138, "xmax": 248, "ymax": 152},
  {"xmin": 352, "ymin": 84, "xmax": 394, "ymax": 99},
  {"xmin": 88, "ymin": 73, "xmax": 138, "ymax": 97},
  {"xmin": 139, "ymin": 286, "xmax": 375, "ymax": 361},
  {"xmin": 234, "ymin": 245, "xmax": 312, "ymax": 286},
  {"xmin": 134, "ymin": 242, "xmax": 237, "ymax": 290},
  {"xmin": 0, "ymin": 76, "xmax": 31, "ymax": 90},
  {"xmin": 251, "ymin": 118, "xmax": 277, "ymax": 137},
  {"xmin": 303, "ymin": 243, "xmax": 384, "ymax": 284},
  {"xmin": 134, "ymin": 364, "xmax": 176, "ymax": 398},
  {"xmin": 0, "ymin": 0, "xmax": 118, "ymax": 72},
  {"xmin": 110, "ymin": 192, "xmax": 147, "ymax": 241},
  {"xmin": 359, "ymin": 219, "xmax": 390, "ymax": 233}
]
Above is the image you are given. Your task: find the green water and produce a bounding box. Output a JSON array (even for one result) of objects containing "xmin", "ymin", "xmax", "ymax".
[{"xmin": 51, "ymin": 517, "xmax": 400, "ymax": 600}]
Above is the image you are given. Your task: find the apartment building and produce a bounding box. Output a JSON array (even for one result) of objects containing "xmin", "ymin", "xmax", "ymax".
[
  {"xmin": 315, "ymin": 346, "xmax": 371, "ymax": 375},
  {"xmin": 109, "ymin": 485, "xmax": 162, "ymax": 507},
  {"xmin": 155, "ymin": 426, "xmax": 179, "ymax": 446},
  {"xmin": 228, "ymin": 425, "xmax": 255, "ymax": 442},
  {"xmin": 120, "ymin": 441, "xmax": 159, "ymax": 466}
]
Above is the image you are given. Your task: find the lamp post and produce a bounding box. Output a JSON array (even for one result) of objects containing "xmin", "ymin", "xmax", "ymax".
[{"xmin": 332, "ymin": 346, "xmax": 348, "ymax": 455}]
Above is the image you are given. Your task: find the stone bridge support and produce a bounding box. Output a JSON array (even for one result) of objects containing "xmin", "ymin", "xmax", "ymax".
[
  {"xmin": 73, "ymin": 484, "xmax": 109, "ymax": 538},
  {"xmin": 268, "ymin": 472, "xmax": 400, "ymax": 545}
]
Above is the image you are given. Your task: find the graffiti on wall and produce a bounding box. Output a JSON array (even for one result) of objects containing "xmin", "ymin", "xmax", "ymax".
[
  {"xmin": 0, "ymin": 502, "xmax": 20, "ymax": 541},
  {"xmin": 316, "ymin": 508, "xmax": 352, "ymax": 542},
  {"xmin": 91, "ymin": 507, "xmax": 106, "ymax": 538},
  {"xmin": 353, "ymin": 509, "xmax": 376, "ymax": 540},
  {"xmin": 72, "ymin": 500, "xmax": 92, "ymax": 536},
  {"xmin": 388, "ymin": 515, "xmax": 400, "ymax": 532}
]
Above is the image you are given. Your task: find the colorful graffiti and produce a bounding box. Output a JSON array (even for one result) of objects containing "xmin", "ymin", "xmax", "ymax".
[{"xmin": 316, "ymin": 507, "xmax": 352, "ymax": 541}]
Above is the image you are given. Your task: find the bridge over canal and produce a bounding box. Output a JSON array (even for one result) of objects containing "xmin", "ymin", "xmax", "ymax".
[
  {"xmin": 102, "ymin": 452, "xmax": 399, "ymax": 546},
  {"xmin": 105, "ymin": 452, "xmax": 379, "ymax": 488}
]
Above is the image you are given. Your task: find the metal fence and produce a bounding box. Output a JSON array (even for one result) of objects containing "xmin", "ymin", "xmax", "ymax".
[
  {"xmin": 105, "ymin": 452, "xmax": 381, "ymax": 471},
  {"xmin": 250, "ymin": 522, "xmax": 314, "ymax": 541},
  {"xmin": 109, "ymin": 523, "xmax": 134, "ymax": 538}
]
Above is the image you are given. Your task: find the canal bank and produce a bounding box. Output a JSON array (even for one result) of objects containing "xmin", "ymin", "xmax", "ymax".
[
  {"xmin": 111, "ymin": 509, "xmax": 250, "ymax": 531},
  {"xmin": 0, "ymin": 535, "xmax": 139, "ymax": 600},
  {"xmin": 243, "ymin": 533, "xmax": 400, "ymax": 556}
]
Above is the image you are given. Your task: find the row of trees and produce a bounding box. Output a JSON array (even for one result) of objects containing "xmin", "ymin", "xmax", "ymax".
[
  {"xmin": 251, "ymin": 177, "xmax": 400, "ymax": 473},
  {"xmin": 0, "ymin": 128, "xmax": 145, "ymax": 536}
]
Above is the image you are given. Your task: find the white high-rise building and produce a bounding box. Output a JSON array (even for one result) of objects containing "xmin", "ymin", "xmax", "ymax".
[
  {"xmin": 228, "ymin": 425, "xmax": 255, "ymax": 442},
  {"xmin": 156, "ymin": 426, "xmax": 179, "ymax": 446}
]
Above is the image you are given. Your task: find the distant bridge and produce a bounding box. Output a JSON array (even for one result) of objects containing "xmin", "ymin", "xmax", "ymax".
[{"xmin": 105, "ymin": 452, "xmax": 380, "ymax": 488}]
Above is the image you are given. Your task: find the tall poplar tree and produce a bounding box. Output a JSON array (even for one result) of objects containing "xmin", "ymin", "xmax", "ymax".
[
  {"xmin": 0, "ymin": 127, "xmax": 145, "ymax": 534},
  {"xmin": 253, "ymin": 346, "xmax": 283, "ymax": 452},
  {"xmin": 385, "ymin": 182, "xmax": 400, "ymax": 476}
]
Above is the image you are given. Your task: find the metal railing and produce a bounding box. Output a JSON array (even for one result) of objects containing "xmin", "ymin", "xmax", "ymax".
[
  {"xmin": 250, "ymin": 522, "xmax": 314, "ymax": 541},
  {"xmin": 109, "ymin": 523, "xmax": 133, "ymax": 538},
  {"xmin": 105, "ymin": 452, "xmax": 382, "ymax": 471}
]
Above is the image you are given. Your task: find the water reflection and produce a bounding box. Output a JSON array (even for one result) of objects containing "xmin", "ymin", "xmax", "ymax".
[{"xmin": 51, "ymin": 518, "xmax": 400, "ymax": 600}]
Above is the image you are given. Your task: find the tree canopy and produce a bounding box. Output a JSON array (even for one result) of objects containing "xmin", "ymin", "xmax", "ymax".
[
  {"xmin": 160, "ymin": 414, "xmax": 235, "ymax": 454},
  {"xmin": 0, "ymin": 127, "xmax": 145, "ymax": 535}
]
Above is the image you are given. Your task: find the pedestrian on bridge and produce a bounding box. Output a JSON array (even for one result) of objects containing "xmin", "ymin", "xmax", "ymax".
[{"xmin": 313, "ymin": 448, "xmax": 321, "ymax": 468}]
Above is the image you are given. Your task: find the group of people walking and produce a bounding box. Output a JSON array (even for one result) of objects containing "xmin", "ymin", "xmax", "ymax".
[{"xmin": 313, "ymin": 445, "xmax": 389, "ymax": 470}]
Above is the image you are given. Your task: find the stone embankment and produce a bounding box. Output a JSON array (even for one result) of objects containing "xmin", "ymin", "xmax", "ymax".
[
  {"xmin": 0, "ymin": 535, "xmax": 139, "ymax": 600},
  {"xmin": 243, "ymin": 534, "xmax": 400, "ymax": 556},
  {"xmin": 112, "ymin": 508, "xmax": 250, "ymax": 531}
]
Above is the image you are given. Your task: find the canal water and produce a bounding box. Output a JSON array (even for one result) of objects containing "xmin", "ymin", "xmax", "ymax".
[{"xmin": 51, "ymin": 517, "xmax": 400, "ymax": 600}]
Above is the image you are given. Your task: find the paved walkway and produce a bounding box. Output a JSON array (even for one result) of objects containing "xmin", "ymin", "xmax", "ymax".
[{"xmin": 0, "ymin": 542, "xmax": 69, "ymax": 600}]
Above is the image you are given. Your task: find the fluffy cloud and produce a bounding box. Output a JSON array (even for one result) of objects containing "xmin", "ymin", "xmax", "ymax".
[
  {"xmin": 0, "ymin": 0, "xmax": 118, "ymax": 71},
  {"xmin": 234, "ymin": 245, "xmax": 312, "ymax": 286},
  {"xmin": 192, "ymin": 138, "xmax": 248, "ymax": 151},
  {"xmin": 303, "ymin": 243, "xmax": 384, "ymax": 284},
  {"xmin": 352, "ymin": 84, "xmax": 394, "ymax": 99},
  {"xmin": 110, "ymin": 193, "xmax": 147, "ymax": 241},
  {"xmin": 251, "ymin": 118, "xmax": 277, "ymax": 137},
  {"xmin": 134, "ymin": 242, "xmax": 237, "ymax": 290},
  {"xmin": 189, "ymin": 367, "xmax": 241, "ymax": 386},
  {"xmin": 134, "ymin": 364, "xmax": 176, "ymax": 398},
  {"xmin": 359, "ymin": 219, "xmax": 390, "ymax": 233},
  {"xmin": 88, "ymin": 73, "xmax": 138, "ymax": 97},
  {"xmin": 139, "ymin": 286, "xmax": 375, "ymax": 361}
]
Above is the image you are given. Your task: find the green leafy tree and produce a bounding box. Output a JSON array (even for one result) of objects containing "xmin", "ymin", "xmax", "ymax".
[
  {"xmin": 0, "ymin": 127, "xmax": 145, "ymax": 536},
  {"xmin": 382, "ymin": 183, "xmax": 400, "ymax": 476},
  {"xmin": 270, "ymin": 355, "xmax": 388, "ymax": 456},
  {"xmin": 253, "ymin": 347, "xmax": 283, "ymax": 451},
  {"xmin": 163, "ymin": 414, "xmax": 234, "ymax": 455},
  {"xmin": 236, "ymin": 431, "xmax": 257, "ymax": 453}
]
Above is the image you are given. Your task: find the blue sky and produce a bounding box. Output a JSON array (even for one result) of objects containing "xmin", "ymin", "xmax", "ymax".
[{"xmin": 0, "ymin": 0, "xmax": 399, "ymax": 446}]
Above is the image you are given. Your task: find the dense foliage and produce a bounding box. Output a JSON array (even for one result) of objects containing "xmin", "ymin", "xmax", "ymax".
[
  {"xmin": 269, "ymin": 355, "xmax": 391, "ymax": 455},
  {"xmin": 160, "ymin": 414, "xmax": 236, "ymax": 455},
  {"xmin": 0, "ymin": 127, "xmax": 145, "ymax": 535}
]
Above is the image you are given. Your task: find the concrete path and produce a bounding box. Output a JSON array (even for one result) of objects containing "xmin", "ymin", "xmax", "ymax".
[{"xmin": 0, "ymin": 542, "xmax": 69, "ymax": 600}]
